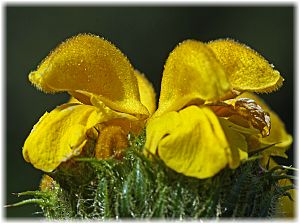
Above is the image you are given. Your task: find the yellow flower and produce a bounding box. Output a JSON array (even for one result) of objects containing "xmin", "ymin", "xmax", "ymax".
[
  {"xmin": 23, "ymin": 34, "xmax": 292, "ymax": 181},
  {"xmin": 145, "ymin": 39, "xmax": 292, "ymax": 179},
  {"xmin": 23, "ymin": 34, "xmax": 156, "ymax": 173}
]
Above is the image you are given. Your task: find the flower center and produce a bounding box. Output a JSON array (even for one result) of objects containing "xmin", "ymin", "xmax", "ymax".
[{"xmin": 86, "ymin": 123, "xmax": 129, "ymax": 160}]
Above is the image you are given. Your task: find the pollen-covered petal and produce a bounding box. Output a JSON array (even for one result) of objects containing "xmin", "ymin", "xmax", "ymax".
[
  {"xmin": 237, "ymin": 92, "xmax": 292, "ymax": 157},
  {"xmin": 135, "ymin": 70, "xmax": 157, "ymax": 115},
  {"xmin": 154, "ymin": 40, "xmax": 231, "ymax": 117},
  {"xmin": 207, "ymin": 39, "xmax": 284, "ymax": 93},
  {"xmin": 28, "ymin": 34, "xmax": 149, "ymax": 117},
  {"xmin": 22, "ymin": 103, "xmax": 125, "ymax": 172},
  {"xmin": 146, "ymin": 106, "xmax": 240, "ymax": 179}
]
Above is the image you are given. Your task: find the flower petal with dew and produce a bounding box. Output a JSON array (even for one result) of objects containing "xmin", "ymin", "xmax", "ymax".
[
  {"xmin": 28, "ymin": 34, "xmax": 149, "ymax": 118},
  {"xmin": 146, "ymin": 38, "xmax": 290, "ymax": 179},
  {"xmin": 154, "ymin": 40, "xmax": 231, "ymax": 117},
  {"xmin": 207, "ymin": 39, "xmax": 284, "ymax": 94},
  {"xmin": 146, "ymin": 106, "xmax": 247, "ymax": 179},
  {"xmin": 23, "ymin": 34, "xmax": 155, "ymax": 172},
  {"xmin": 23, "ymin": 102, "xmax": 137, "ymax": 172}
]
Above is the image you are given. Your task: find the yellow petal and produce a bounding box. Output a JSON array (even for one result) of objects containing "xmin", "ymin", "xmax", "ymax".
[
  {"xmin": 23, "ymin": 103, "xmax": 127, "ymax": 172},
  {"xmin": 237, "ymin": 92, "xmax": 292, "ymax": 157},
  {"xmin": 67, "ymin": 90, "xmax": 140, "ymax": 121},
  {"xmin": 207, "ymin": 39, "xmax": 284, "ymax": 93},
  {"xmin": 219, "ymin": 118, "xmax": 248, "ymax": 169},
  {"xmin": 135, "ymin": 70, "xmax": 157, "ymax": 115},
  {"xmin": 146, "ymin": 106, "xmax": 237, "ymax": 179},
  {"xmin": 29, "ymin": 34, "xmax": 149, "ymax": 117},
  {"xmin": 145, "ymin": 111, "xmax": 181, "ymax": 156},
  {"xmin": 155, "ymin": 40, "xmax": 231, "ymax": 117}
]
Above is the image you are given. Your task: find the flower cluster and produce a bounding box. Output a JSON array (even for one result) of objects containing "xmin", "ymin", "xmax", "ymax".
[{"xmin": 23, "ymin": 34, "xmax": 291, "ymax": 179}]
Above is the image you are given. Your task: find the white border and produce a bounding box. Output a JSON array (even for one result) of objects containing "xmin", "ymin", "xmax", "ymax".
[
  {"xmin": 1, "ymin": 1, "xmax": 299, "ymax": 224},
  {"xmin": 2, "ymin": 0, "xmax": 299, "ymax": 6}
]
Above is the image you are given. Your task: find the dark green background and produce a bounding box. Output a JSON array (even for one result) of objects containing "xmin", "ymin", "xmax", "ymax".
[{"xmin": 5, "ymin": 5, "xmax": 294, "ymax": 218}]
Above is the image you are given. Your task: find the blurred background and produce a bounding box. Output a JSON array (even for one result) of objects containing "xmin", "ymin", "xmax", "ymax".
[{"xmin": 5, "ymin": 5, "xmax": 294, "ymax": 218}]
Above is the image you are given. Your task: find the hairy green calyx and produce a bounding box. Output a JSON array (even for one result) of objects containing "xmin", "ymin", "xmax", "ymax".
[{"xmin": 12, "ymin": 131, "xmax": 294, "ymax": 219}]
